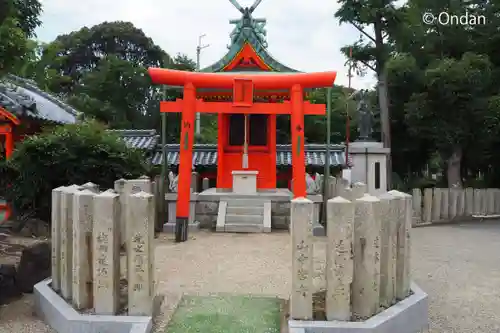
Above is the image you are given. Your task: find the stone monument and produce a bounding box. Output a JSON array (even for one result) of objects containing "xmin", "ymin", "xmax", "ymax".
[{"xmin": 349, "ymin": 90, "xmax": 390, "ymax": 196}]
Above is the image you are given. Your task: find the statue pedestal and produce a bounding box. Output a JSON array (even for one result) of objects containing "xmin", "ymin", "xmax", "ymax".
[
  {"xmin": 349, "ymin": 140, "xmax": 390, "ymax": 196},
  {"xmin": 232, "ymin": 170, "xmax": 258, "ymax": 194}
]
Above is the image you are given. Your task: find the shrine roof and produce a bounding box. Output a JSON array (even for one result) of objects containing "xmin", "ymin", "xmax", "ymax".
[
  {"xmin": 200, "ymin": 1, "xmax": 300, "ymax": 74},
  {"xmin": 108, "ymin": 129, "xmax": 159, "ymax": 150},
  {"xmin": 151, "ymin": 143, "xmax": 346, "ymax": 167},
  {"xmin": 113, "ymin": 130, "xmax": 347, "ymax": 167},
  {"xmin": 0, "ymin": 75, "xmax": 78, "ymax": 124}
]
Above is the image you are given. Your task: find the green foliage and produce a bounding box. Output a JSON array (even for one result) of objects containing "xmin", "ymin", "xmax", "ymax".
[
  {"xmin": 0, "ymin": 0, "xmax": 41, "ymax": 74},
  {"xmin": 0, "ymin": 121, "xmax": 147, "ymax": 221}
]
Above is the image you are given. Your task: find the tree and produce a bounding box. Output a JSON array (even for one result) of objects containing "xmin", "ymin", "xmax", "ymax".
[
  {"xmin": 0, "ymin": 0, "xmax": 41, "ymax": 75},
  {"xmin": 405, "ymin": 53, "xmax": 497, "ymax": 187},
  {"xmin": 0, "ymin": 121, "xmax": 147, "ymax": 221},
  {"xmin": 32, "ymin": 21, "xmax": 173, "ymax": 129},
  {"xmin": 335, "ymin": 0, "xmax": 402, "ymax": 187}
]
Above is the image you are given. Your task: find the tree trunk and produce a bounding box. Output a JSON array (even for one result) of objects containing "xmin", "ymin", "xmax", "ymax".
[{"xmin": 447, "ymin": 146, "xmax": 462, "ymax": 188}]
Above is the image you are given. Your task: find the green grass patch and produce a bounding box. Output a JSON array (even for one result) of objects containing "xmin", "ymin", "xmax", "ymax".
[{"xmin": 165, "ymin": 294, "xmax": 282, "ymax": 333}]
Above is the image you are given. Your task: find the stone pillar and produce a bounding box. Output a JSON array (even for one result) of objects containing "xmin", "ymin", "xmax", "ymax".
[
  {"xmin": 335, "ymin": 179, "xmax": 348, "ymax": 200},
  {"xmin": 59, "ymin": 185, "xmax": 82, "ymax": 299},
  {"xmin": 440, "ymin": 188, "xmax": 449, "ymax": 220},
  {"xmin": 422, "ymin": 188, "xmax": 432, "ymax": 223},
  {"xmin": 495, "ymin": 189, "xmax": 500, "ymax": 214},
  {"xmin": 480, "ymin": 189, "xmax": 488, "ymax": 215},
  {"xmin": 81, "ymin": 182, "xmax": 99, "ymax": 192},
  {"xmin": 456, "ymin": 189, "xmax": 465, "ymax": 217},
  {"xmin": 389, "ymin": 190, "xmax": 411, "ymax": 300},
  {"xmin": 448, "ymin": 188, "xmax": 458, "ymax": 220},
  {"xmin": 72, "ymin": 189, "xmax": 95, "ymax": 309},
  {"xmin": 92, "ymin": 191, "xmax": 120, "ymax": 315},
  {"xmin": 202, "ymin": 177, "xmax": 209, "ymax": 191},
  {"xmin": 352, "ymin": 194, "xmax": 381, "ymax": 320},
  {"xmin": 191, "ymin": 172, "xmax": 198, "ymax": 192},
  {"xmin": 290, "ymin": 197, "xmax": 314, "ymax": 320},
  {"xmin": 325, "ymin": 197, "xmax": 354, "ymax": 321},
  {"xmin": 465, "ymin": 188, "xmax": 474, "ymax": 216},
  {"xmin": 351, "ymin": 182, "xmax": 366, "ymax": 200},
  {"xmin": 127, "ymin": 192, "xmax": 155, "ymax": 316},
  {"xmin": 431, "ymin": 188, "xmax": 441, "ymax": 222},
  {"xmin": 473, "ymin": 189, "xmax": 481, "ymax": 215},
  {"xmin": 487, "ymin": 188, "xmax": 495, "ymax": 215},
  {"xmin": 51, "ymin": 186, "xmax": 65, "ymax": 291},
  {"xmin": 114, "ymin": 178, "xmax": 126, "ymax": 245},
  {"xmin": 121, "ymin": 178, "xmax": 152, "ymax": 246},
  {"xmin": 412, "ymin": 188, "xmax": 422, "ymax": 226},
  {"xmin": 378, "ymin": 193, "xmax": 398, "ymax": 308}
]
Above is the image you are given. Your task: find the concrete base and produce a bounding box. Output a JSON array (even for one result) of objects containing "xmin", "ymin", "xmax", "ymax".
[
  {"xmin": 34, "ymin": 279, "xmax": 152, "ymax": 333},
  {"xmin": 289, "ymin": 283, "xmax": 428, "ymax": 333},
  {"xmin": 163, "ymin": 221, "xmax": 200, "ymax": 233}
]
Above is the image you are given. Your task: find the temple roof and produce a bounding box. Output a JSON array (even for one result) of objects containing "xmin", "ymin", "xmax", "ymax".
[
  {"xmin": 0, "ymin": 75, "xmax": 78, "ymax": 124},
  {"xmin": 110, "ymin": 129, "xmax": 347, "ymax": 167},
  {"xmin": 200, "ymin": 1, "xmax": 300, "ymax": 74}
]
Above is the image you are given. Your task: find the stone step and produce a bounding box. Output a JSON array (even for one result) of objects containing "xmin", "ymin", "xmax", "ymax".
[
  {"xmin": 225, "ymin": 199, "xmax": 266, "ymax": 207},
  {"xmin": 225, "ymin": 206, "xmax": 264, "ymax": 215},
  {"xmin": 224, "ymin": 214, "xmax": 263, "ymax": 224},
  {"xmin": 224, "ymin": 223, "xmax": 270, "ymax": 233}
]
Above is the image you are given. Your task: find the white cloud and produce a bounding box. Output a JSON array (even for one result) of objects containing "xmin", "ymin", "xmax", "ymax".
[{"xmin": 36, "ymin": 0, "xmax": 376, "ymax": 89}]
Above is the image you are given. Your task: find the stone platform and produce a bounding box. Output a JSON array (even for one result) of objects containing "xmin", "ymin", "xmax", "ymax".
[
  {"xmin": 289, "ymin": 283, "xmax": 428, "ymax": 333},
  {"xmin": 178, "ymin": 188, "xmax": 324, "ymax": 232},
  {"xmin": 34, "ymin": 279, "xmax": 153, "ymax": 333}
]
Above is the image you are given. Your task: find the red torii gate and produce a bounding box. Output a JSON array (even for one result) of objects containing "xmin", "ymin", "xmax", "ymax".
[{"xmin": 147, "ymin": 68, "xmax": 337, "ymax": 241}]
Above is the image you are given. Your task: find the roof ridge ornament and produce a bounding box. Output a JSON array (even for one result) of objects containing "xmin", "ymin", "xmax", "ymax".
[{"xmin": 228, "ymin": 0, "xmax": 268, "ymax": 49}]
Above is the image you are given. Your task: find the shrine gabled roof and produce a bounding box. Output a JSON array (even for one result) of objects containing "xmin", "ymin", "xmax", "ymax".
[
  {"xmin": 0, "ymin": 75, "xmax": 78, "ymax": 124},
  {"xmin": 201, "ymin": 26, "xmax": 300, "ymax": 73}
]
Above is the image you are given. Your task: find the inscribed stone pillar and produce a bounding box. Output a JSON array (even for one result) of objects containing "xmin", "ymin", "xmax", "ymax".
[
  {"xmin": 328, "ymin": 177, "xmax": 336, "ymax": 199},
  {"xmin": 487, "ymin": 188, "xmax": 495, "ymax": 215},
  {"xmin": 448, "ymin": 188, "xmax": 458, "ymax": 220},
  {"xmin": 431, "ymin": 188, "xmax": 442, "ymax": 222},
  {"xmin": 121, "ymin": 178, "xmax": 153, "ymax": 246},
  {"xmin": 440, "ymin": 188, "xmax": 449, "ymax": 220},
  {"xmin": 412, "ymin": 188, "xmax": 422, "ymax": 226},
  {"xmin": 51, "ymin": 186, "xmax": 65, "ymax": 291},
  {"xmin": 473, "ymin": 189, "xmax": 481, "ymax": 215},
  {"xmin": 335, "ymin": 179, "xmax": 348, "ymax": 200},
  {"xmin": 114, "ymin": 178, "xmax": 126, "ymax": 245},
  {"xmin": 59, "ymin": 185, "xmax": 82, "ymax": 300},
  {"xmin": 127, "ymin": 191, "xmax": 155, "ymax": 316},
  {"xmin": 465, "ymin": 188, "xmax": 474, "ymax": 216},
  {"xmin": 72, "ymin": 189, "xmax": 95, "ymax": 309},
  {"xmin": 378, "ymin": 193, "xmax": 398, "ymax": 308},
  {"xmin": 388, "ymin": 190, "xmax": 411, "ymax": 300},
  {"xmin": 352, "ymin": 194, "xmax": 381, "ymax": 320},
  {"xmin": 92, "ymin": 191, "xmax": 120, "ymax": 315},
  {"xmin": 422, "ymin": 188, "xmax": 432, "ymax": 223},
  {"xmin": 325, "ymin": 197, "xmax": 354, "ymax": 321},
  {"xmin": 202, "ymin": 177, "xmax": 209, "ymax": 191},
  {"xmin": 456, "ymin": 188, "xmax": 465, "ymax": 217},
  {"xmin": 352, "ymin": 182, "xmax": 366, "ymax": 200},
  {"xmin": 290, "ymin": 197, "xmax": 314, "ymax": 320}
]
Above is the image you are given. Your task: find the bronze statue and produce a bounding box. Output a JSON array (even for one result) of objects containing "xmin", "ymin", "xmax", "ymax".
[{"xmin": 356, "ymin": 89, "xmax": 373, "ymax": 141}]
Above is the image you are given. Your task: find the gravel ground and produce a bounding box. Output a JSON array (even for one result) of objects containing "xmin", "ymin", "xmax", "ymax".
[{"xmin": 1, "ymin": 221, "xmax": 500, "ymax": 332}]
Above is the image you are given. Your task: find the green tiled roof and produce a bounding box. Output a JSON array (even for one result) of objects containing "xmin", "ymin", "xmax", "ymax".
[{"xmin": 200, "ymin": 4, "xmax": 300, "ymax": 74}]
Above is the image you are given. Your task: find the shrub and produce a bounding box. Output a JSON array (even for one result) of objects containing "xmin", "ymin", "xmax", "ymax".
[{"xmin": 1, "ymin": 121, "xmax": 147, "ymax": 221}]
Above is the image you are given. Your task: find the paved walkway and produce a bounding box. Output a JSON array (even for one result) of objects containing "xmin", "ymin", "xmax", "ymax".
[{"xmin": 1, "ymin": 221, "xmax": 500, "ymax": 332}]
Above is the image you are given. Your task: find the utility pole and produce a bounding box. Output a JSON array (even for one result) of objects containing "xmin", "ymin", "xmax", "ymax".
[{"xmin": 195, "ymin": 34, "xmax": 209, "ymax": 136}]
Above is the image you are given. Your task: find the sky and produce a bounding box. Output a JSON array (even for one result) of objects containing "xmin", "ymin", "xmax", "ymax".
[{"xmin": 36, "ymin": 0, "xmax": 376, "ymax": 89}]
